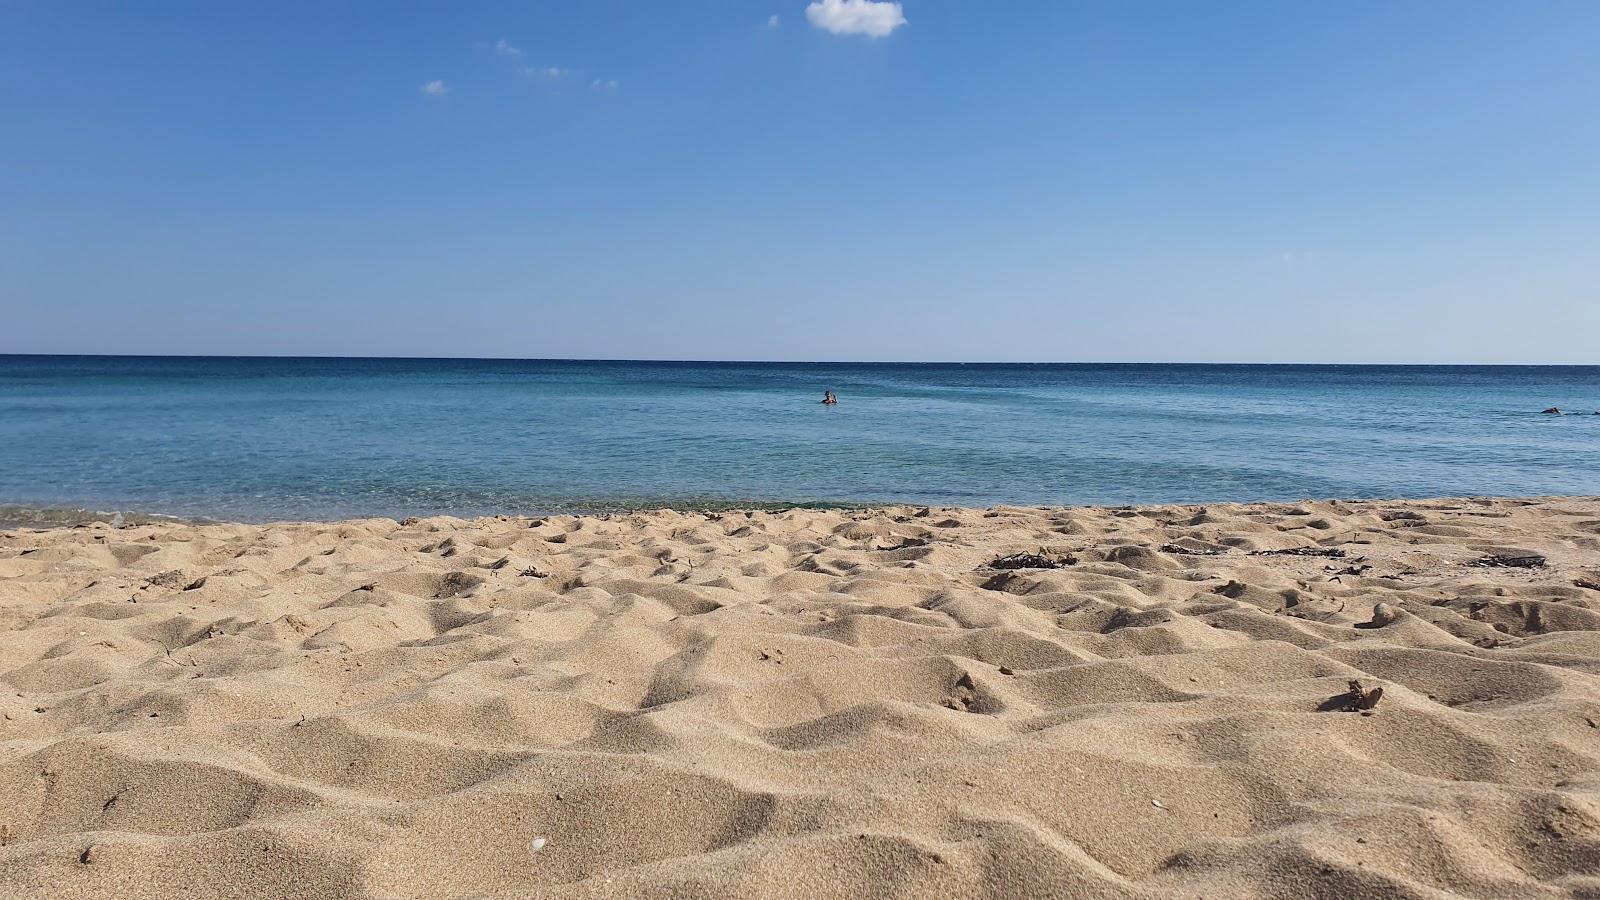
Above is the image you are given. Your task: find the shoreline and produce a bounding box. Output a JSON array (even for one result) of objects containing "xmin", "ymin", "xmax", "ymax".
[
  {"xmin": 5, "ymin": 492, "xmax": 1598, "ymax": 532},
  {"xmin": 3, "ymin": 495, "xmax": 1599, "ymax": 897},
  {"xmin": 0, "ymin": 500, "xmax": 874, "ymax": 532}
]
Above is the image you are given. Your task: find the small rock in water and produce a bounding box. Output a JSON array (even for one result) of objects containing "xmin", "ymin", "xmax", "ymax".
[{"xmin": 1542, "ymin": 407, "xmax": 1561, "ymax": 414}]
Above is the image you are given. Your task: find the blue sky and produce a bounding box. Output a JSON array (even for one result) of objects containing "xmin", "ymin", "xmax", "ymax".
[{"xmin": 3, "ymin": 1, "xmax": 1598, "ymax": 363}]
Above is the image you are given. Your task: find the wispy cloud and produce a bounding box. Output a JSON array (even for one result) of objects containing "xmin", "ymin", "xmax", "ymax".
[
  {"xmin": 805, "ymin": 0, "xmax": 906, "ymax": 38},
  {"xmin": 767, "ymin": 14, "xmax": 781, "ymax": 28},
  {"xmin": 421, "ymin": 80, "xmax": 449, "ymax": 96},
  {"xmin": 470, "ymin": 39, "xmax": 608, "ymax": 96}
]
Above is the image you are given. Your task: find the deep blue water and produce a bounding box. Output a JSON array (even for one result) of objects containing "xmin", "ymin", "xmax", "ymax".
[{"xmin": 1, "ymin": 356, "xmax": 1597, "ymax": 521}]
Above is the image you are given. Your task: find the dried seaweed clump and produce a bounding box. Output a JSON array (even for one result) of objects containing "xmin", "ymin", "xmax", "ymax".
[{"xmin": 983, "ymin": 551, "xmax": 1074, "ymax": 571}]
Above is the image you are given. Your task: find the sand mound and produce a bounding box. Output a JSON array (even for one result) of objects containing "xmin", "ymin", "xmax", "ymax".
[{"xmin": 2, "ymin": 497, "xmax": 1599, "ymax": 897}]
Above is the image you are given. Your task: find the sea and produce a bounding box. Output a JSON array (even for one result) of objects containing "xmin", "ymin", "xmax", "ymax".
[{"xmin": 1, "ymin": 356, "xmax": 1596, "ymax": 524}]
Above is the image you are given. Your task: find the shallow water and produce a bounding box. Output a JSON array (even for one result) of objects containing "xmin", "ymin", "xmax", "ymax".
[{"xmin": 2, "ymin": 356, "xmax": 1597, "ymax": 521}]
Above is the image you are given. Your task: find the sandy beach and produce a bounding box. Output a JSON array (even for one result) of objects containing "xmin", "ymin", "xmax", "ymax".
[{"xmin": 2, "ymin": 496, "xmax": 1599, "ymax": 897}]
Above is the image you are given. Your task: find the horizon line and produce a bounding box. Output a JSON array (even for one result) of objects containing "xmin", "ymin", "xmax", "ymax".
[{"xmin": 1, "ymin": 353, "xmax": 1597, "ymax": 368}]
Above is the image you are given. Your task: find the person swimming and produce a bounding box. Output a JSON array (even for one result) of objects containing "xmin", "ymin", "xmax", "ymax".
[{"xmin": 821, "ymin": 390, "xmax": 837, "ymax": 405}]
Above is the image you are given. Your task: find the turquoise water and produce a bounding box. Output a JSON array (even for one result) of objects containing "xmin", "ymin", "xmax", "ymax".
[{"xmin": 1, "ymin": 356, "xmax": 1597, "ymax": 521}]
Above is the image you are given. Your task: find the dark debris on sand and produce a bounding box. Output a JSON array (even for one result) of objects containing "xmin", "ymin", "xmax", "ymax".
[
  {"xmin": 1471, "ymin": 554, "xmax": 1546, "ymax": 569},
  {"xmin": 1319, "ymin": 679, "xmax": 1385, "ymax": 713},
  {"xmin": 1161, "ymin": 543, "xmax": 1227, "ymax": 557},
  {"xmin": 982, "ymin": 551, "xmax": 1075, "ymax": 570}
]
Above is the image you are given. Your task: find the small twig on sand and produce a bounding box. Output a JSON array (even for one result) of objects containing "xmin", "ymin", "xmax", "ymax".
[
  {"xmin": 1318, "ymin": 679, "xmax": 1384, "ymax": 713},
  {"xmin": 1471, "ymin": 554, "xmax": 1545, "ymax": 569},
  {"xmin": 982, "ymin": 551, "xmax": 1074, "ymax": 571}
]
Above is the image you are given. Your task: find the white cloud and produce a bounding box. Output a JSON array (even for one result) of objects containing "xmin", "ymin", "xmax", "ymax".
[
  {"xmin": 527, "ymin": 66, "xmax": 571, "ymax": 79},
  {"xmin": 421, "ymin": 80, "xmax": 449, "ymax": 96},
  {"xmin": 768, "ymin": 14, "xmax": 780, "ymax": 28},
  {"xmin": 805, "ymin": 0, "xmax": 905, "ymax": 38},
  {"xmin": 494, "ymin": 39, "xmax": 522, "ymax": 57},
  {"xmin": 591, "ymin": 78, "xmax": 620, "ymax": 91}
]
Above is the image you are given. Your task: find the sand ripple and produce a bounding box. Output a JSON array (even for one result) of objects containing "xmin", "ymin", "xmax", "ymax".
[{"xmin": 3, "ymin": 497, "xmax": 1600, "ymax": 897}]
